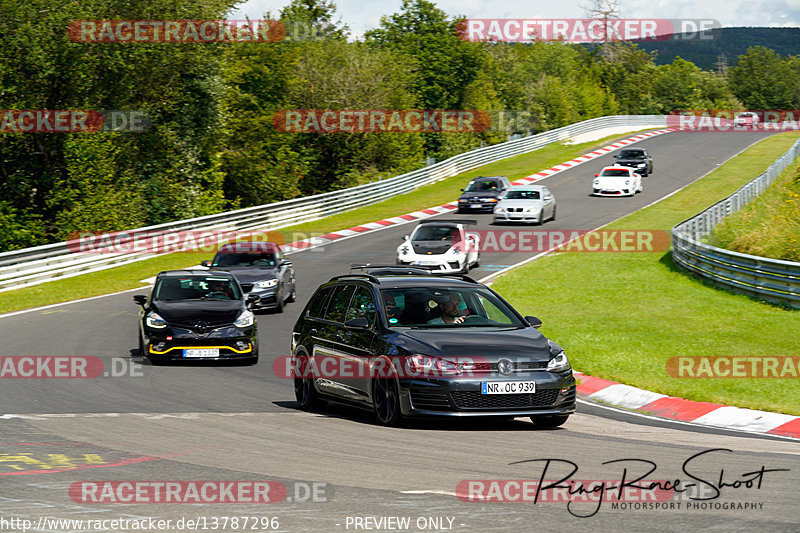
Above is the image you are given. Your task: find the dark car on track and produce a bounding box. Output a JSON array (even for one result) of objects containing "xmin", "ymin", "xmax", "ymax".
[
  {"xmin": 291, "ymin": 267, "xmax": 576, "ymax": 427},
  {"xmin": 200, "ymin": 242, "xmax": 296, "ymax": 313},
  {"xmin": 456, "ymin": 176, "xmax": 512, "ymax": 213},
  {"xmin": 612, "ymin": 147, "xmax": 653, "ymax": 176},
  {"xmin": 133, "ymin": 270, "xmax": 259, "ymax": 364}
]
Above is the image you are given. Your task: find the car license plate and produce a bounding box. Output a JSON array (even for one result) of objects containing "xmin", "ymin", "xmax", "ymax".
[
  {"xmin": 481, "ymin": 381, "xmax": 536, "ymax": 394},
  {"xmin": 183, "ymin": 348, "xmax": 219, "ymax": 358},
  {"xmin": 470, "ymin": 203, "xmax": 483, "ymax": 208},
  {"xmin": 415, "ymin": 261, "xmax": 438, "ymax": 266}
]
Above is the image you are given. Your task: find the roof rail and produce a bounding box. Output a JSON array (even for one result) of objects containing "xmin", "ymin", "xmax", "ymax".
[
  {"xmin": 329, "ymin": 273, "xmax": 380, "ymax": 284},
  {"xmin": 350, "ymin": 264, "xmax": 432, "ymax": 276}
]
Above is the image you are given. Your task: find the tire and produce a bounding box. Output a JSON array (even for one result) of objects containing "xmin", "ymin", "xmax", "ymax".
[
  {"xmin": 373, "ymin": 376, "xmax": 402, "ymax": 426},
  {"xmin": 138, "ymin": 334, "xmax": 145, "ymax": 357},
  {"xmin": 274, "ymin": 292, "xmax": 285, "ymax": 313},
  {"xmin": 531, "ymin": 414, "xmax": 569, "ymax": 428},
  {"xmin": 286, "ymin": 283, "xmax": 296, "ymax": 303},
  {"xmin": 294, "ymin": 355, "xmax": 326, "ymax": 411},
  {"xmin": 550, "ymin": 206, "xmax": 557, "ymax": 222}
]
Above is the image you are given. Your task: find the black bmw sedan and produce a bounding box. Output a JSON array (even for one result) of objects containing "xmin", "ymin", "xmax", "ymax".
[
  {"xmin": 291, "ymin": 268, "xmax": 576, "ymax": 427},
  {"xmin": 133, "ymin": 270, "xmax": 259, "ymax": 364}
]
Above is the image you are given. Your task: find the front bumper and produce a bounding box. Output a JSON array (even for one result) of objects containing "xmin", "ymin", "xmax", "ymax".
[
  {"xmin": 397, "ymin": 257, "xmax": 464, "ymax": 273},
  {"xmin": 249, "ymin": 288, "xmax": 280, "ymax": 310},
  {"xmin": 398, "ymin": 372, "xmax": 576, "ymax": 418},
  {"xmin": 457, "ymin": 201, "xmax": 497, "ymax": 212},
  {"xmin": 144, "ymin": 325, "xmax": 257, "ymax": 361},
  {"xmin": 493, "ymin": 212, "xmax": 541, "ymax": 223},
  {"xmin": 592, "ymin": 188, "xmax": 634, "ymax": 196}
]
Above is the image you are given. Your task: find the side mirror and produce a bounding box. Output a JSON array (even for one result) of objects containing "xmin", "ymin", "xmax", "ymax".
[
  {"xmin": 613, "ymin": 154, "xmax": 620, "ymax": 158},
  {"xmin": 460, "ymin": 188, "xmax": 465, "ymax": 192},
  {"xmin": 200, "ymin": 260, "xmax": 210, "ymax": 267},
  {"xmin": 594, "ymin": 173, "xmax": 599, "ymax": 177},
  {"xmin": 281, "ymin": 259, "xmax": 292, "ymax": 267},
  {"xmin": 525, "ymin": 315, "xmax": 542, "ymax": 329},
  {"xmin": 246, "ymin": 294, "xmax": 260, "ymax": 307},
  {"xmin": 133, "ymin": 295, "xmax": 147, "ymax": 306},
  {"xmin": 344, "ymin": 317, "xmax": 370, "ymax": 330},
  {"xmin": 544, "ymin": 195, "xmax": 552, "ymax": 201},
  {"xmin": 403, "ymin": 235, "xmax": 410, "ymax": 241}
]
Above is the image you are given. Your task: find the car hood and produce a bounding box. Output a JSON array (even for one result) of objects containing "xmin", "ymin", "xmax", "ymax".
[
  {"xmin": 209, "ymin": 266, "xmax": 278, "ymax": 284},
  {"xmin": 392, "ymin": 327, "xmax": 551, "ymax": 361},
  {"xmin": 459, "ymin": 191, "xmax": 502, "ymax": 200},
  {"xmin": 407, "ymin": 240, "xmax": 456, "ymax": 255},
  {"xmin": 497, "ymin": 199, "xmax": 545, "ymax": 208},
  {"xmin": 152, "ymin": 301, "xmax": 244, "ymax": 326}
]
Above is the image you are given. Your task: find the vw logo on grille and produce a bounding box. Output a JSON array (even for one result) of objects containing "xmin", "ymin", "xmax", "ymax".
[{"xmin": 497, "ymin": 359, "xmax": 514, "ymax": 376}]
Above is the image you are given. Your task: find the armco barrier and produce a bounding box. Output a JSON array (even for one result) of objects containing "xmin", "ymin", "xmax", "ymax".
[
  {"xmin": 671, "ymin": 138, "xmax": 800, "ymax": 308},
  {"xmin": 0, "ymin": 115, "xmax": 666, "ymax": 292}
]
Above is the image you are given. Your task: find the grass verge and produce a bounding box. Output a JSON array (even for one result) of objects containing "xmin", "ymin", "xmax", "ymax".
[
  {"xmin": 0, "ymin": 128, "xmax": 659, "ymax": 314},
  {"xmin": 491, "ymin": 132, "xmax": 800, "ymax": 415},
  {"xmin": 708, "ymin": 152, "xmax": 800, "ymax": 261}
]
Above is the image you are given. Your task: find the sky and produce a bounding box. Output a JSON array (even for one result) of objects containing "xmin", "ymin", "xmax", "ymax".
[{"xmin": 228, "ymin": 0, "xmax": 800, "ymax": 39}]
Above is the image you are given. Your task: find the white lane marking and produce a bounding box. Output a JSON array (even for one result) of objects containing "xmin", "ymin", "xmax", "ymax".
[
  {"xmin": 400, "ymin": 490, "xmax": 459, "ymax": 497},
  {"xmin": 588, "ymin": 384, "xmax": 666, "ymax": 410},
  {"xmin": 691, "ymin": 406, "xmax": 797, "ymax": 433},
  {"xmin": 576, "ymin": 399, "xmax": 799, "ymax": 442},
  {"xmin": 0, "ymin": 286, "xmax": 147, "ymax": 320}
]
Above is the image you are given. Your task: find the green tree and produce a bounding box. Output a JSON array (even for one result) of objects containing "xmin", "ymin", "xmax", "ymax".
[{"xmin": 729, "ymin": 46, "xmax": 797, "ymax": 109}]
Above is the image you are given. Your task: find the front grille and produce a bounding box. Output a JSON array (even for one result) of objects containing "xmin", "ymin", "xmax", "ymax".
[
  {"xmin": 451, "ymin": 389, "xmax": 560, "ymax": 410},
  {"xmin": 466, "ymin": 361, "xmax": 547, "ymax": 372},
  {"xmin": 240, "ymin": 283, "xmax": 253, "ymax": 293},
  {"xmin": 409, "ymin": 385, "xmax": 451, "ymax": 410}
]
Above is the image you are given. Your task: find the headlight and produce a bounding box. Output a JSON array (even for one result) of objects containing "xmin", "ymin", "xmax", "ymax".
[
  {"xmin": 593, "ymin": 179, "xmax": 600, "ymax": 187},
  {"xmin": 234, "ymin": 310, "xmax": 254, "ymax": 328},
  {"xmin": 407, "ymin": 354, "xmax": 460, "ymax": 376},
  {"xmin": 254, "ymin": 279, "xmax": 278, "ymax": 289},
  {"xmin": 145, "ymin": 312, "xmax": 167, "ymax": 329},
  {"xmin": 449, "ymin": 246, "xmax": 461, "ymax": 255},
  {"xmin": 486, "ymin": 198, "xmax": 498, "ymax": 202},
  {"xmin": 637, "ymin": 163, "xmax": 646, "ymax": 167},
  {"xmin": 546, "ymin": 351, "xmax": 570, "ymax": 372},
  {"xmin": 625, "ymin": 179, "xmax": 631, "ymax": 186},
  {"xmin": 525, "ymin": 207, "xmax": 540, "ymax": 213},
  {"xmin": 495, "ymin": 207, "xmax": 504, "ymax": 213},
  {"xmin": 401, "ymin": 246, "xmax": 410, "ymax": 255}
]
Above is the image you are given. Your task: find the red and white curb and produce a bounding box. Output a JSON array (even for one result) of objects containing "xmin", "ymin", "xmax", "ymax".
[
  {"xmin": 280, "ymin": 128, "xmax": 676, "ymax": 254},
  {"xmin": 575, "ymin": 372, "xmax": 800, "ymax": 439}
]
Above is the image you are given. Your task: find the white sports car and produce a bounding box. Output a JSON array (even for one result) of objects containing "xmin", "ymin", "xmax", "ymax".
[
  {"xmin": 396, "ymin": 220, "xmax": 480, "ymax": 273},
  {"xmin": 592, "ymin": 166, "xmax": 643, "ymax": 197}
]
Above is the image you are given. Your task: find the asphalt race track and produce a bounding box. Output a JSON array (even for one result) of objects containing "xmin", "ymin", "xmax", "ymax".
[{"xmin": 0, "ymin": 130, "xmax": 797, "ymax": 532}]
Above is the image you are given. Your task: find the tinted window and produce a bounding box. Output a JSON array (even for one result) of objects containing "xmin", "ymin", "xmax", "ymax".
[
  {"xmin": 307, "ymin": 286, "xmax": 332, "ymax": 318},
  {"xmin": 345, "ymin": 286, "xmax": 377, "ymax": 326},
  {"xmin": 505, "ymin": 190, "xmax": 540, "ymax": 200},
  {"xmin": 411, "ymin": 225, "xmax": 460, "ymax": 242},
  {"xmin": 212, "ymin": 253, "xmax": 276, "ymax": 267},
  {"xmin": 324, "ymin": 285, "xmax": 355, "ymax": 322},
  {"xmin": 619, "ymin": 150, "xmax": 644, "ymax": 158},
  {"xmin": 466, "ymin": 180, "xmax": 499, "ymax": 191},
  {"xmin": 601, "ymin": 169, "xmax": 630, "ymax": 177}
]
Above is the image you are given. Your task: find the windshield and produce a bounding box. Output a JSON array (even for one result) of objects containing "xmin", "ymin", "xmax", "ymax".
[
  {"xmin": 505, "ymin": 190, "xmax": 540, "ymax": 200},
  {"xmin": 211, "ymin": 252, "xmax": 277, "ymax": 267},
  {"xmin": 154, "ymin": 275, "xmax": 242, "ymax": 301},
  {"xmin": 411, "ymin": 226, "xmax": 461, "ymax": 242},
  {"xmin": 600, "ymin": 169, "xmax": 631, "ymax": 177},
  {"xmin": 465, "ymin": 180, "xmax": 499, "ymax": 192},
  {"xmin": 380, "ymin": 287, "xmax": 525, "ymax": 328},
  {"xmin": 619, "ymin": 150, "xmax": 643, "ymax": 159}
]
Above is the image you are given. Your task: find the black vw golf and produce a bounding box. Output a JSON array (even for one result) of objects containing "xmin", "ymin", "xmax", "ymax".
[
  {"xmin": 134, "ymin": 270, "xmax": 259, "ymax": 364},
  {"xmin": 291, "ymin": 267, "xmax": 576, "ymax": 427}
]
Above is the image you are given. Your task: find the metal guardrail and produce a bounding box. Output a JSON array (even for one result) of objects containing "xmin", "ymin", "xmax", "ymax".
[
  {"xmin": 0, "ymin": 115, "xmax": 667, "ymax": 292},
  {"xmin": 671, "ymin": 137, "xmax": 800, "ymax": 309}
]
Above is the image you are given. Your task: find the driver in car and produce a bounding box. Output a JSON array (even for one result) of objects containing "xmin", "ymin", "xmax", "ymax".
[
  {"xmin": 207, "ymin": 279, "xmax": 233, "ymax": 299},
  {"xmin": 427, "ymin": 292, "xmax": 466, "ymax": 324}
]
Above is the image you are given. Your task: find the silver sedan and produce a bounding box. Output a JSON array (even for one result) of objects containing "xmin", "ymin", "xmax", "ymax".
[{"xmin": 492, "ymin": 185, "xmax": 557, "ymax": 225}]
